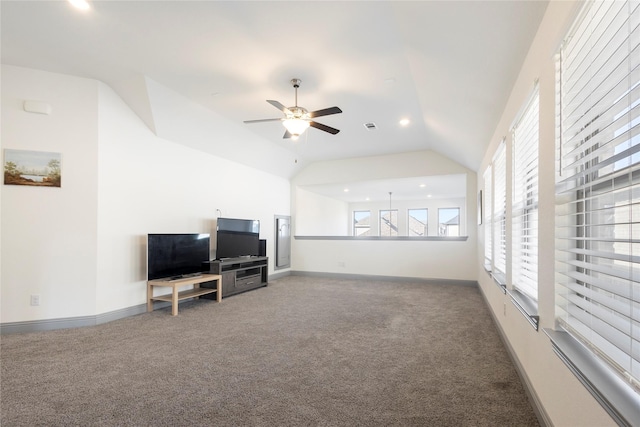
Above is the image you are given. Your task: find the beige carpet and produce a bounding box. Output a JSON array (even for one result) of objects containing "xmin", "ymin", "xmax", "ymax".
[{"xmin": 1, "ymin": 275, "xmax": 539, "ymax": 426}]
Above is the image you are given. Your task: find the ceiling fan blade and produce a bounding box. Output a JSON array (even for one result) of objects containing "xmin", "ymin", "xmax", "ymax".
[
  {"xmin": 267, "ymin": 100, "xmax": 291, "ymax": 114},
  {"xmin": 310, "ymin": 121, "xmax": 340, "ymax": 135},
  {"xmin": 309, "ymin": 106, "xmax": 342, "ymax": 118},
  {"xmin": 243, "ymin": 118, "xmax": 282, "ymax": 124},
  {"xmin": 283, "ymin": 130, "xmax": 293, "ymax": 139}
]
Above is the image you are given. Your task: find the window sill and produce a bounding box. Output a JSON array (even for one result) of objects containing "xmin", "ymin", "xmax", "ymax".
[
  {"xmin": 294, "ymin": 235, "xmax": 468, "ymax": 241},
  {"xmin": 544, "ymin": 329, "xmax": 640, "ymax": 426},
  {"xmin": 507, "ymin": 289, "xmax": 539, "ymax": 331},
  {"xmin": 491, "ymin": 271, "xmax": 507, "ymax": 294}
]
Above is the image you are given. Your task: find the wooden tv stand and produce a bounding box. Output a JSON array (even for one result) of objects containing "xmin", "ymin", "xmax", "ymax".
[
  {"xmin": 203, "ymin": 256, "xmax": 268, "ymax": 298},
  {"xmin": 147, "ymin": 273, "xmax": 222, "ymax": 316}
]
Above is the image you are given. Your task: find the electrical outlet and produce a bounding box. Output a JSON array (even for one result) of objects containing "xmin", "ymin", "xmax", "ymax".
[{"xmin": 30, "ymin": 294, "xmax": 40, "ymax": 306}]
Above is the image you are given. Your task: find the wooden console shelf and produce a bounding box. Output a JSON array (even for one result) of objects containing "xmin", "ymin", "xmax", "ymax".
[{"xmin": 147, "ymin": 273, "xmax": 222, "ymax": 316}]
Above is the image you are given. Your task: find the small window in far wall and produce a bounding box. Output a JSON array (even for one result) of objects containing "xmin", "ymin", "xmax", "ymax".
[
  {"xmin": 408, "ymin": 208, "xmax": 428, "ymax": 236},
  {"xmin": 353, "ymin": 210, "xmax": 371, "ymax": 236},
  {"xmin": 380, "ymin": 210, "xmax": 398, "ymax": 236},
  {"xmin": 438, "ymin": 208, "xmax": 460, "ymax": 236}
]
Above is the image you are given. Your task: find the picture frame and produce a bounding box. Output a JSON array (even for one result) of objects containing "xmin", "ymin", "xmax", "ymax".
[{"xmin": 3, "ymin": 149, "xmax": 62, "ymax": 187}]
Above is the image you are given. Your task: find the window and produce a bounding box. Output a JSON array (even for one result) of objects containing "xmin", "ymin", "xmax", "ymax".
[
  {"xmin": 512, "ymin": 89, "xmax": 540, "ymax": 301},
  {"xmin": 408, "ymin": 208, "xmax": 428, "ymax": 236},
  {"xmin": 493, "ymin": 142, "xmax": 507, "ymax": 284},
  {"xmin": 484, "ymin": 166, "xmax": 493, "ymax": 271},
  {"xmin": 379, "ymin": 210, "xmax": 398, "ymax": 236},
  {"xmin": 353, "ymin": 211, "xmax": 371, "ymax": 236},
  {"xmin": 556, "ymin": 0, "xmax": 640, "ymax": 406},
  {"xmin": 438, "ymin": 208, "xmax": 460, "ymax": 236}
]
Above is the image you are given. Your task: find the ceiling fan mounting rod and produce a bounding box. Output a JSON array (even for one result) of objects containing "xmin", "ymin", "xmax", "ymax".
[{"xmin": 291, "ymin": 78, "xmax": 301, "ymax": 107}]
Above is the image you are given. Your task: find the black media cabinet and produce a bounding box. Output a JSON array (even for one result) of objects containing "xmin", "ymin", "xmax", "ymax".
[{"xmin": 202, "ymin": 256, "xmax": 268, "ymax": 298}]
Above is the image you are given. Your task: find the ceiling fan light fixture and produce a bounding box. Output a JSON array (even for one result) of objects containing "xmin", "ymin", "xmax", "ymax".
[
  {"xmin": 283, "ymin": 118, "xmax": 310, "ymax": 137},
  {"xmin": 244, "ymin": 78, "xmax": 341, "ymax": 138}
]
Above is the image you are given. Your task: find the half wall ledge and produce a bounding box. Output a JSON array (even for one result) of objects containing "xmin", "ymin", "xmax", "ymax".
[{"xmin": 294, "ymin": 235, "xmax": 468, "ymax": 241}]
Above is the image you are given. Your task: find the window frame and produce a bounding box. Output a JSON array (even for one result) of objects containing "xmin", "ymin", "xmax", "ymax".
[
  {"xmin": 408, "ymin": 208, "xmax": 428, "ymax": 236},
  {"xmin": 352, "ymin": 210, "xmax": 371, "ymax": 236},
  {"xmin": 511, "ymin": 87, "xmax": 540, "ymax": 305},
  {"xmin": 379, "ymin": 209, "xmax": 399, "ymax": 236},
  {"xmin": 483, "ymin": 166, "xmax": 493, "ymax": 272},
  {"xmin": 438, "ymin": 207, "xmax": 460, "ymax": 237},
  {"xmin": 492, "ymin": 141, "xmax": 507, "ymax": 287}
]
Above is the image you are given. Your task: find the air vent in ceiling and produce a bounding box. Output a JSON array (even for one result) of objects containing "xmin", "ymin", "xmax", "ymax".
[{"xmin": 364, "ymin": 122, "xmax": 377, "ymax": 131}]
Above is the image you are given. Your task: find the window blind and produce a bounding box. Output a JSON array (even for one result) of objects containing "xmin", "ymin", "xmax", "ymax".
[
  {"xmin": 484, "ymin": 165, "xmax": 493, "ymax": 271},
  {"xmin": 493, "ymin": 142, "xmax": 507, "ymax": 283},
  {"xmin": 512, "ymin": 89, "xmax": 540, "ymax": 301},
  {"xmin": 556, "ymin": 0, "xmax": 640, "ymax": 387}
]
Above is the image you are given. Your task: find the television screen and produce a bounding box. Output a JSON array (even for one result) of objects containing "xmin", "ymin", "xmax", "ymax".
[
  {"xmin": 147, "ymin": 233, "xmax": 210, "ymax": 280},
  {"xmin": 216, "ymin": 218, "xmax": 260, "ymax": 259}
]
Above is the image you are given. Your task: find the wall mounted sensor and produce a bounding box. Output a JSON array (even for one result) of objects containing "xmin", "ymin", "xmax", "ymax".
[{"xmin": 23, "ymin": 101, "xmax": 52, "ymax": 115}]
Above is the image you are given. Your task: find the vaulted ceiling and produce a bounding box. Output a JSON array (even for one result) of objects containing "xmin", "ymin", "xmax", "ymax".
[{"xmin": 1, "ymin": 1, "xmax": 549, "ymax": 179}]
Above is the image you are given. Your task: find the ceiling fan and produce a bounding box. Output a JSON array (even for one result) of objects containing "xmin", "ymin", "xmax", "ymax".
[{"xmin": 243, "ymin": 78, "xmax": 342, "ymax": 139}]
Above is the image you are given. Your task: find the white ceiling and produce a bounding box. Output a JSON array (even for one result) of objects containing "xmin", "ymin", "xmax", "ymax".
[{"xmin": 1, "ymin": 0, "xmax": 548, "ymax": 179}]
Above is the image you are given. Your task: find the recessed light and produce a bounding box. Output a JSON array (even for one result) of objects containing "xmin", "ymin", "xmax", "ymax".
[
  {"xmin": 344, "ymin": 188, "xmax": 349, "ymax": 192},
  {"xmin": 427, "ymin": 194, "xmax": 432, "ymax": 198},
  {"xmin": 419, "ymin": 184, "xmax": 426, "ymax": 188},
  {"xmin": 68, "ymin": 0, "xmax": 90, "ymax": 10},
  {"xmin": 399, "ymin": 118, "xmax": 410, "ymax": 126}
]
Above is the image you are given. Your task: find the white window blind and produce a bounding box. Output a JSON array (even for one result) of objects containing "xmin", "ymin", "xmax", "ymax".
[
  {"xmin": 512, "ymin": 90, "xmax": 540, "ymax": 301},
  {"xmin": 493, "ymin": 142, "xmax": 507, "ymax": 283},
  {"xmin": 556, "ymin": 0, "xmax": 640, "ymax": 388},
  {"xmin": 484, "ymin": 166, "xmax": 493, "ymax": 271}
]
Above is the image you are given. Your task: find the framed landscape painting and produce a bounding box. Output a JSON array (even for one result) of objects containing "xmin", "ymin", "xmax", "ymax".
[{"xmin": 3, "ymin": 149, "xmax": 62, "ymax": 187}]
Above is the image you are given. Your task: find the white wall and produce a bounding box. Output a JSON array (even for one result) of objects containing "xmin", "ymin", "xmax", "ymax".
[
  {"xmin": 476, "ymin": 2, "xmax": 615, "ymax": 426},
  {"xmin": 96, "ymin": 83, "xmax": 290, "ymax": 314},
  {"xmin": 1, "ymin": 65, "xmax": 291, "ymax": 323},
  {"xmin": 1, "ymin": 66, "xmax": 100, "ymax": 321},
  {"xmin": 291, "ymin": 151, "xmax": 477, "ymax": 281},
  {"xmin": 294, "ymin": 187, "xmax": 349, "ymax": 235},
  {"xmin": 293, "ymin": 238, "xmax": 474, "ymax": 280}
]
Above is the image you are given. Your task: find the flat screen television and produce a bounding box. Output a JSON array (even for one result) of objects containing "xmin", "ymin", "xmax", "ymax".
[
  {"xmin": 216, "ymin": 217, "xmax": 260, "ymax": 260},
  {"xmin": 147, "ymin": 233, "xmax": 210, "ymax": 280}
]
